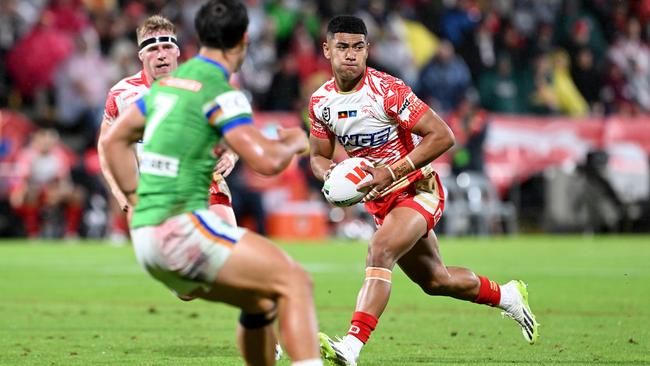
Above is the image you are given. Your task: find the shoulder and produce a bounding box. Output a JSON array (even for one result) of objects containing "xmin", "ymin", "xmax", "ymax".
[
  {"xmin": 108, "ymin": 72, "xmax": 148, "ymax": 100},
  {"xmin": 366, "ymin": 67, "xmax": 408, "ymax": 95},
  {"xmin": 308, "ymin": 78, "xmax": 335, "ymax": 110},
  {"xmin": 310, "ymin": 78, "xmax": 336, "ymax": 100}
]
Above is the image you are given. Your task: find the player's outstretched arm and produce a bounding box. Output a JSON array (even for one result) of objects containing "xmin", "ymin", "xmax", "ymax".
[
  {"xmin": 309, "ymin": 134, "xmax": 336, "ymax": 182},
  {"xmin": 223, "ymin": 125, "xmax": 308, "ymax": 176},
  {"xmin": 98, "ymin": 119, "xmax": 135, "ymax": 211},
  {"xmin": 100, "ymin": 104, "xmax": 145, "ymax": 207}
]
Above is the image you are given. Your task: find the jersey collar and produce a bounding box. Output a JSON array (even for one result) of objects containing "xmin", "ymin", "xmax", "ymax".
[{"xmin": 195, "ymin": 55, "xmax": 230, "ymax": 80}]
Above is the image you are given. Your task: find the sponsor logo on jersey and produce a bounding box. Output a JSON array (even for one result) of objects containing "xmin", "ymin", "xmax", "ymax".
[
  {"xmin": 337, "ymin": 127, "xmax": 390, "ymax": 147},
  {"xmin": 140, "ymin": 152, "xmax": 179, "ymax": 177},
  {"xmin": 398, "ymin": 98, "xmax": 410, "ymax": 115}
]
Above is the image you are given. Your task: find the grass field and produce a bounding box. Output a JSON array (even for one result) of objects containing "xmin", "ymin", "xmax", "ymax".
[{"xmin": 1, "ymin": 235, "xmax": 649, "ymax": 365}]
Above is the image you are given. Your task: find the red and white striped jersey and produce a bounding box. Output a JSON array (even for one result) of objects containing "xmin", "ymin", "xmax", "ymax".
[
  {"xmin": 103, "ymin": 70, "xmax": 150, "ymax": 124},
  {"xmin": 309, "ymin": 67, "xmax": 429, "ymax": 166}
]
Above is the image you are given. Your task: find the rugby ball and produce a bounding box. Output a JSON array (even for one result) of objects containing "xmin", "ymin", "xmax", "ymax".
[{"xmin": 323, "ymin": 157, "xmax": 373, "ymax": 207}]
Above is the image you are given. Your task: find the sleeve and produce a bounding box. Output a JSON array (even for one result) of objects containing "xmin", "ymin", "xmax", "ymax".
[
  {"xmin": 134, "ymin": 97, "xmax": 147, "ymax": 116},
  {"xmin": 308, "ymin": 96, "xmax": 333, "ymax": 139},
  {"xmin": 383, "ymin": 77, "xmax": 429, "ymax": 130},
  {"xmin": 103, "ymin": 89, "xmax": 121, "ymax": 125},
  {"xmin": 203, "ymin": 90, "xmax": 253, "ymax": 134}
]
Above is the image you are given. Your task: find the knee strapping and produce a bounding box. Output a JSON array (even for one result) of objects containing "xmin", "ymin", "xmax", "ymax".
[
  {"xmin": 365, "ymin": 267, "xmax": 392, "ymax": 284},
  {"xmin": 239, "ymin": 311, "xmax": 276, "ymax": 329}
]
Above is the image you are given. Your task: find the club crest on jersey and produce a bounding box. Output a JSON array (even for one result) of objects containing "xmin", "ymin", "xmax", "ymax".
[
  {"xmin": 323, "ymin": 107, "xmax": 330, "ymax": 122},
  {"xmin": 338, "ymin": 110, "xmax": 357, "ymax": 119}
]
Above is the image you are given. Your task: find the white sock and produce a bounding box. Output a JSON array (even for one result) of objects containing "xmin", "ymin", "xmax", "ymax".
[
  {"xmin": 498, "ymin": 282, "xmax": 517, "ymax": 310},
  {"xmin": 343, "ymin": 334, "xmax": 364, "ymax": 359},
  {"xmin": 292, "ymin": 358, "xmax": 323, "ymax": 366}
]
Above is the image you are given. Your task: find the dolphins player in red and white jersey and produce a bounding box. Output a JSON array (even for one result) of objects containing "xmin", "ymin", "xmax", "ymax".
[
  {"xmin": 98, "ymin": 15, "xmax": 238, "ymax": 239},
  {"xmin": 310, "ymin": 15, "xmax": 539, "ymax": 366}
]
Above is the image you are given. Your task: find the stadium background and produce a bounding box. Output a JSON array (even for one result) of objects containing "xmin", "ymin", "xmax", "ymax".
[{"xmin": 2, "ymin": 0, "xmax": 650, "ymax": 240}]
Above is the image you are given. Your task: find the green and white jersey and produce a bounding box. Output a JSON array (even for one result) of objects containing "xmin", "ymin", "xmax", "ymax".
[{"xmin": 131, "ymin": 55, "xmax": 252, "ymax": 228}]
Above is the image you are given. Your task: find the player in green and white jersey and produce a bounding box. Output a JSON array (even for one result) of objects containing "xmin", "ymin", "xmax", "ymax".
[{"xmin": 100, "ymin": 1, "xmax": 322, "ymax": 365}]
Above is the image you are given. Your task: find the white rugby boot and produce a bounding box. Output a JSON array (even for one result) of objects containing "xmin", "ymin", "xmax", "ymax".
[
  {"xmin": 318, "ymin": 332, "xmax": 357, "ymax": 366},
  {"xmin": 500, "ymin": 280, "xmax": 540, "ymax": 344}
]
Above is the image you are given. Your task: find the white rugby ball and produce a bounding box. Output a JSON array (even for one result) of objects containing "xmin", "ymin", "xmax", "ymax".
[{"xmin": 323, "ymin": 157, "xmax": 373, "ymax": 207}]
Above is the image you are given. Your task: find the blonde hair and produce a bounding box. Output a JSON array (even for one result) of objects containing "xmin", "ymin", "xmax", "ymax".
[{"xmin": 136, "ymin": 15, "xmax": 176, "ymax": 45}]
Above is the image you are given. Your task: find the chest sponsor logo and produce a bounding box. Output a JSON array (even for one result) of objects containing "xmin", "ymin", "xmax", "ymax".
[
  {"xmin": 337, "ymin": 127, "xmax": 390, "ymax": 147},
  {"xmin": 323, "ymin": 107, "xmax": 330, "ymax": 122},
  {"xmin": 140, "ymin": 152, "xmax": 179, "ymax": 177}
]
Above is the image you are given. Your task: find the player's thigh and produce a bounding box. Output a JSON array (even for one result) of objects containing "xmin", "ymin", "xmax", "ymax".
[
  {"xmin": 213, "ymin": 230, "xmax": 310, "ymax": 300},
  {"xmin": 369, "ymin": 206, "xmax": 428, "ymax": 266},
  {"xmin": 193, "ymin": 281, "xmax": 277, "ymax": 314},
  {"xmin": 397, "ymin": 231, "xmax": 447, "ymax": 284}
]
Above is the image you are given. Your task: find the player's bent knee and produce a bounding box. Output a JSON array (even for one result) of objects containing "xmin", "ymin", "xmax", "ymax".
[
  {"xmin": 366, "ymin": 243, "xmax": 399, "ymax": 268},
  {"xmin": 239, "ymin": 310, "xmax": 276, "ymax": 329}
]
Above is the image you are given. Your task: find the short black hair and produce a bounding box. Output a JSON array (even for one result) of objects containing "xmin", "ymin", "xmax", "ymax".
[
  {"xmin": 195, "ymin": 0, "xmax": 249, "ymax": 49},
  {"xmin": 327, "ymin": 15, "xmax": 367, "ymax": 38}
]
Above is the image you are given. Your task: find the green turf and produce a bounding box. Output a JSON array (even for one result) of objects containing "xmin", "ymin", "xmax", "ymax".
[{"xmin": 1, "ymin": 235, "xmax": 649, "ymax": 365}]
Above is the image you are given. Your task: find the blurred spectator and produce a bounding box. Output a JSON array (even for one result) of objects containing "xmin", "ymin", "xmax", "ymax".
[
  {"xmin": 240, "ymin": 17, "xmax": 277, "ymax": 107},
  {"xmin": 54, "ymin": 29, "xmax": 111, "ymax": 150},
  {"xmin": 439, "ymin": 0, "xmax": 480, "ymax": 48},
  {"xmin": 416, "ymin": 39, "xmax": 471, "ymax": 113},
  {"xmin": 0, "ymin": 0, "xmax": 29, "ymax": 106},
  {"xmin": 9, "ymin": 129, "xmax": 84, "ymax": 238},
  {"xmin": 265, "ymin": 55, "xmax": 301, "ymax": 111},
  {"xmin": 457, "ymin": 11, "xmax": 498, "ymax": 82},
  {"xmin": 601, "ymin": 62, "xmax": 634, "ymax": 115},
  {"xmin": 556, "ymin": 0, "xmax": 607, "ymax": 61},
  {"xmin": 478, "ymin": 54, "xmax": 524, "ymax": 114},
  {"xmin": 402, "ymin": 15, "xmax": 439, "ymax": 71},
  {"xmin": 550, "ymin": 50, "xmax": 588, "ymax": 117},
  {"xmin": 6, "ymin": 10, "xmax": 73, "ymax": 100},
  {"xmin": 446, "ymin": 88, "xmax": 488, "ymax": 175},
  {"xmin": 570, "ymin": 47, "xmax": 604, "ymax": 114},
  {"xmin": 609, "ymin": 17, "xmax": 650, "ymax": 77},
  {"xmin": 47, "ymin": 0, "xmax": 89, "ymax": 35},
  {"xmin": 523, "ymin": 52, "xmax": 559, "ymax": 115}
]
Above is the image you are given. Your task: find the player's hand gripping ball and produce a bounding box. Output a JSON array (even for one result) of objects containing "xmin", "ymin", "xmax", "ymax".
[{"xmin": 322, "ymin": 157, "xmax": 373, "ymax": 207}]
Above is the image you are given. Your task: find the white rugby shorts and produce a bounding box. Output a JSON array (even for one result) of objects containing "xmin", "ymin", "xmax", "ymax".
[{"xmin": 130, "ymin": 209, "xmax": 246, "ymax": 296}]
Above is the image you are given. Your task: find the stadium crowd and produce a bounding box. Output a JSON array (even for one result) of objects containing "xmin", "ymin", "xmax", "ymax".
[{"xmin": 1, "ymin": 0, "xmax": 649, "ymax": 238}]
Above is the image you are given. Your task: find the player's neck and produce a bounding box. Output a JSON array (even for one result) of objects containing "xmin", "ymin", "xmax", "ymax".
[
  {"xmin": 334, "ymin": 70, "xmax": 365, "ymax": 93},
  {"xmin": 199, "ymin": 47, "xmax": 238, "ymax": 76},
  {"xmin": 142, "ymin": 68, "xmax": 154, "ymax": 87}
]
